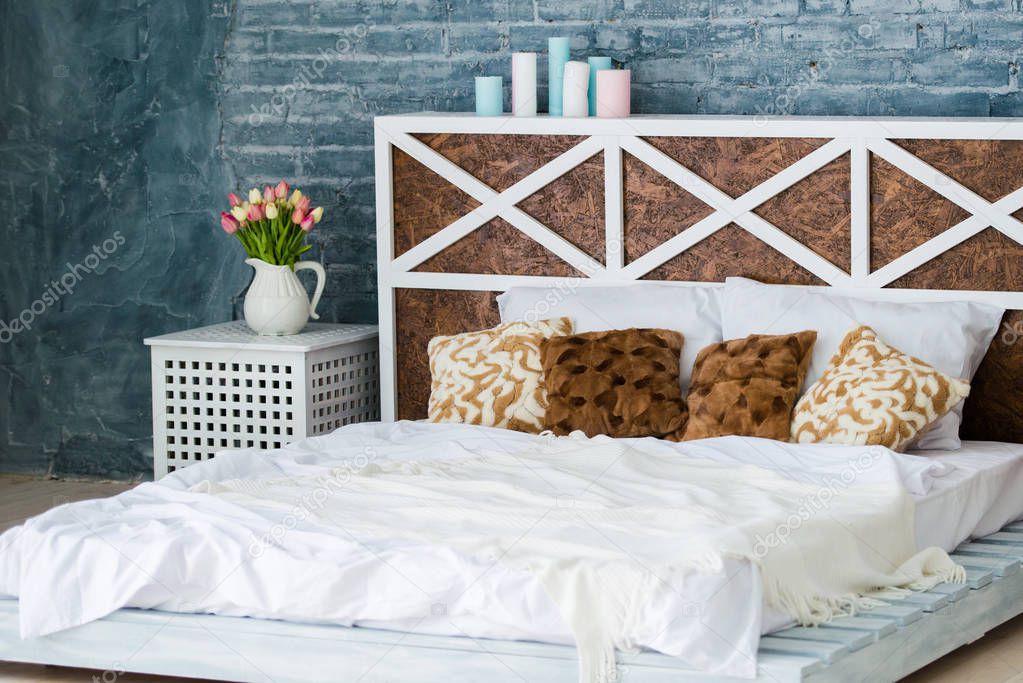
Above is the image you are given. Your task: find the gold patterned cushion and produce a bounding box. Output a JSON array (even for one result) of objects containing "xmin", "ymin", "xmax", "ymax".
[
  {"xmin": 684, "ymin": 331, "xmax": 818, "ymax": 442},
  {"xmin": 427, "ymin": 318, "xmax": 573, "ymax": 432},
  {"xmin": 540, "ymin": 328, "xmax": 688, "ymax": 439},
  {"xmin": 791, "ymin": 326, "xmax": 971, "ymax": 451}
]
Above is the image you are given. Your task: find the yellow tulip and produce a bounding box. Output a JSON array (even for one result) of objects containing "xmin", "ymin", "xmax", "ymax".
[
  {"xmin": 230, "ymin": 205, "xmax": 247, "ymax": 222},
  {"xmin": 311, "ymin": 206, "xmax": 324, "ymax": 223},
  {"xmin": 248, "ymin": 188, "xmax": 262, "ymax": 204},
  {"xmin": 265, "ymin": 203, "xmax": 279, "ymax": 220},
  {"xmin": 289, "ymin": 189, "xmax": 303, "ymax": 207}
]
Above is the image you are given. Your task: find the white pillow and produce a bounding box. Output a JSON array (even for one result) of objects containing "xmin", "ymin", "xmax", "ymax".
[
  {"xmin": 496, "ymin": 283, "xmax": 722, "ymax": 393},
  {"xmin": 720, "ymin": 277, "xmax": 1004, "ymax": 451}
]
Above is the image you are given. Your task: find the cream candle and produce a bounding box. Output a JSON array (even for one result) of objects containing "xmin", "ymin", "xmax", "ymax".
[
  {"xmin": 474, "ymin": 76, "xmax": 503, "ymax": 117},
  {"xmin": 547, "ymin": 37, "xmax": 570, "ymax": 116},
  {"xmin": 562, "ymin": 61, "xmax": 590, "ymax": 117},
  {"xmin": 512, "ymin": 52, "xmax": 537, "ymax": 117},
  {"xmin": 587, "ymin": 56, "xmax": 613, "ymax": 116},
  {"xmin": 596, "ymin": 69, "xmax": 631, "ymax": 118}
]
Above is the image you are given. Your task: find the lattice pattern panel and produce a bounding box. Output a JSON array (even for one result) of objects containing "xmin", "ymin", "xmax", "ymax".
[
  {"xmin": 159, "ymin": 358, "xmax": 300, "ymax": 473},
  {"xmin": 309, "ymin": 339, "xmax": 381, "ymax": 435}
]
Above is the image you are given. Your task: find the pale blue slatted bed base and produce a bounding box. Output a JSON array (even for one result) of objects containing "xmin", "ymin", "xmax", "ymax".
[{"xmin": 1, "ymin": 527, "xmax": 1022, "ymax": 683}]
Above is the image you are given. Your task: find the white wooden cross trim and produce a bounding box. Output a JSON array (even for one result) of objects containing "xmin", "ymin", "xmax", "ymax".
[{"xmin": 383, "ymin": 129, "xmax": 607, "ymax": 278}]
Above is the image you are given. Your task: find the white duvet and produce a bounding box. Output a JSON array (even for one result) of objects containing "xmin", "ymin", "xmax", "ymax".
[{"xmin": 0, "ymin": 422, "xmax": 961, "ymax": 679}]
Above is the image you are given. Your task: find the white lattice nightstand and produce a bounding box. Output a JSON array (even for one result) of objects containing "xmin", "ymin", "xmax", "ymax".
[{"xmin": 144, "ymin": 321, "xmax": 380, "ymax": 478}]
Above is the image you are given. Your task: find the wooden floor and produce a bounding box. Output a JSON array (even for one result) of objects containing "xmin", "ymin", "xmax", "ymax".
[{"xmin": 0, "ymin": 476, "xmax": 1020, "ymax": 683}]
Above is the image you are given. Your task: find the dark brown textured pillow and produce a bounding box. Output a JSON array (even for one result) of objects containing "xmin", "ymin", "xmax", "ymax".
[
  {"xmin": 541, "ymin": 328, "xmax": 688, "ymax": 439},
  {"xmin": 683, "ymin": 331, "xmax": 817, "ymax": 442}
]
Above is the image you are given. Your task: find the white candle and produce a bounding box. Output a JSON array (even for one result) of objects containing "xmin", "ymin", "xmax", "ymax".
[
  {"xmin": 561, "ymin": 61, "xmax": 590, "ymax": 118},
  {"xmin": 512, "ymin": 52, "xmax": 537, "ymax": 117}
]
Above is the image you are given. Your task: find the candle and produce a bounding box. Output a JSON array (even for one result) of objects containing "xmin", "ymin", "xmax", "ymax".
[
  {"xmin": 596, "ymin": 69, "xmax": 631, "ymax": 118},
  {"xmin": 587, "ymin": 56, "xmax": 613, "ymax": 116},
  {"xmin": 475, "ymin": 76, "xmax": 503, "ymax": 117},
  {"xmin": 512, "ymin": 52, "xmax": 537, "ymax": 117},
  {"xmin": 547, "ymin": 37, "xmax": 570, "ymax": 116},
  {"xmin": 562, "ymin": 61, "xmax": 590, "ymax": 117}
]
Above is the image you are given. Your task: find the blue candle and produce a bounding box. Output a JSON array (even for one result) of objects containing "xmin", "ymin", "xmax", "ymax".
[
  {"xmin": 547, "ymin": 37, "xmax": 570, "ymax": 116},
  {"xmin": 587, "ymin": 56, "xmax": 613, "ymax": 116},
  {"xmin": 474, "ymin": 76, "xmax": 503, "ymax": 116}
]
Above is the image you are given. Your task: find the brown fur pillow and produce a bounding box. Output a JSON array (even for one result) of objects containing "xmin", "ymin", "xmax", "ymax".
[
  {"xmin": 684, "ymin": 331, "xmax": 817, "ymax": 442},
  {"xmin": 541, "ymin": 328, "xmax": 688, "ymax": 439}
]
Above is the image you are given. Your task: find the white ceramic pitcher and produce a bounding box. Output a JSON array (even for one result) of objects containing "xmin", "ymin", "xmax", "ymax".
[{"xmin": 243, "ymin": 258, "xmax": 326, "ymax": 335}]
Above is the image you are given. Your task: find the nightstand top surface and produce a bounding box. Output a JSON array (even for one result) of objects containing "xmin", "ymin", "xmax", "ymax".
[{"xmin": 144, "ymin": 321, "xmax": 379, "ymax": 352}]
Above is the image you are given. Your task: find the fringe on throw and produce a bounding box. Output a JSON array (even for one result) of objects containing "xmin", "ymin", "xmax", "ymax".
[{"xmin": 762, "ymin": 561, "xmax": 967, "ymax": 627}]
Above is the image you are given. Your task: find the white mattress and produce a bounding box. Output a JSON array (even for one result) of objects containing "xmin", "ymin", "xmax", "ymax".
[
  {"xmin": 913, "ymin": 440, "xmax": 1023, "ymax": 550},
  {"xmin": 2, "ymin": 424, "xmax": 1022, "ymax": 679}
]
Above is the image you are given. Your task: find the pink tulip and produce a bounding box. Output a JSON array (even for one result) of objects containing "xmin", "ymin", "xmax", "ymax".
[
  {"xmin": 275, "ymin": 180, "xmax": 289, "ymax": 199},
  {"xmin": 300, "ymin": 215, "xmax": 315, "ymax": 232},
  {"xmin": 227, "ymin": 192, "xmax": 242, "ymax": 207},
  {"xmin": 291, "ymin": 208, "xmax": 305, "ymax": 225},
  {"xmin": 247, "ymin": 204, "xmax": 264, "ymax": 221},
  {"xmin": 220, "ymin": 211, "xmax": 239, "ymax": 235},
  {"xmin": 263, "ymin": 186, "xmax": 275, "ymax": 203},
  {"xmin": 296, "ymin": 196, "xmax": 311, "ymax": 213}
]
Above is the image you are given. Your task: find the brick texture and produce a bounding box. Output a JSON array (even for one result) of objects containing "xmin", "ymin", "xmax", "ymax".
[{"xmin": 221, "ymin": 0, "xmax": 1023, "ymax": 328}]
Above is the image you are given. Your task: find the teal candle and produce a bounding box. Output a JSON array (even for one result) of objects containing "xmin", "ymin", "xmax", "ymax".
[
  {"xmin": 474, "ymin": 76, "xmax": 503, "ymax": 116},
  {"xmin": 547, "ymin": 37, "xmax": 570, "ymax": 116},
  {"xmin": 587, "ymin": 56, "xmax": 613, "ymax": 116}
]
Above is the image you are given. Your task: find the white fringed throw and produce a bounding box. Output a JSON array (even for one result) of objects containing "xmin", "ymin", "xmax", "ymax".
[{"xmin": 197, "ymin": 440, "xmax": 963, "ymax": 683}]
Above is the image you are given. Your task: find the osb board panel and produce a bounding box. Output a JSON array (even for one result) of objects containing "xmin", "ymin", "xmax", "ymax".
[
  {"xmin": 623, "ymin": 151, "xmax": 714, "ymax": 263},
  {"xmin": 641, "ymin": 223, "xmax": 826, "ymax": 285},
  {"xmin": 397, "ymin": 137, "xmax": 605, "ymax": 269},
  {"xmin": 754, "ymin": 153, "xmax": 851, "ymax": 273},
  {"xmin": 642, "ymin": 137, "xmax": 827, "ymax": 197},
  {"xmin": 415, "ymin": 133, "xmax": 586, "ymax": 193},
  {"xmin": 392, "ymin": 147, "xmax": 480, "ymax": 258},
  {"xmin": 394, "ymin": 288, "xmax": 501, "ymax": 421},
  {"xmin": 870, "ymin": 154, "xmax": 970, "ymax": 270},
  {"xmin": 413, "ymin": 216, "xmax": 583, "ymax": 276},
  {"xmin": 888, "ymin": 227, "xmax": 1023, "ymax": 291},
  {"xmin": 893, "ymin": 139, "xmax": 1023, "ymax": 203},
  {"xmin": 517, "ymin": 152, "xmax": 606, "ymax": 264},
  {"xmin": 963, "ymin": 309, "xmax": 1022, "ymax": 442}
]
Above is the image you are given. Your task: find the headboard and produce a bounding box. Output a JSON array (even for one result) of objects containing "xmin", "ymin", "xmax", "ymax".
[{"xmin": 373, "ymin": 114, "xmax": 1023, "ymax": 442}]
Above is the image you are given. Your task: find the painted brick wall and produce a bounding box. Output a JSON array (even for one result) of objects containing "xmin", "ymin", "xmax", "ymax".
[
  {"xmin": 224, "ymin": 0, "xmax": 1023, "ymax": 323},
  {"xmin": 2, "ymin": 0, "xmax": 1023, "ymax": 478}
]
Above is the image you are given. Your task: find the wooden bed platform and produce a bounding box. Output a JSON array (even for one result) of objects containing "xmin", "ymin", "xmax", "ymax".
[{"xmin": 1, "ymin": 524, "xmax": 1021, "ymax": 682}]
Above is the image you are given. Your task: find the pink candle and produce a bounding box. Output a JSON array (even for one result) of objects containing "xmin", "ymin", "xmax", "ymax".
[{"xmin": 595, "ymin": 69, "xmax": 631, "ymax": 118}]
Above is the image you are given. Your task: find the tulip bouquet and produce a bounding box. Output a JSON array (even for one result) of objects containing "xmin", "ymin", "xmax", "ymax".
[{"xmin": 220, "ymin": 181, "xmax": 323, "ymax": 268}]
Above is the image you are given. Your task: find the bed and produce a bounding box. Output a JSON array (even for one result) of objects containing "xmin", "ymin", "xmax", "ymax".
[{"xmin": 4, "ymin": 114, "xmax": 1023, "ymax": 682}]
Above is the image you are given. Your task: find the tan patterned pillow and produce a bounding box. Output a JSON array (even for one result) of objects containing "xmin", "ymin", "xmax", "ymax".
[
  {"xmin": 791, "ymin": 326, "xmax": 971, "ymax": 451},
  {"xmin": 427, "ymin": 318, "xmax": 573, "ymax": 432}
]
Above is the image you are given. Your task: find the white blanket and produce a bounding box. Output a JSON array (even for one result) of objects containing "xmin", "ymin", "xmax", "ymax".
[
  {"xmin": 198, "ymin": 436, "xmax": 961, "ymax": 682},
  {"xmin": 0, "ymin": 422, "xmax": 961, "ymax": 679}
]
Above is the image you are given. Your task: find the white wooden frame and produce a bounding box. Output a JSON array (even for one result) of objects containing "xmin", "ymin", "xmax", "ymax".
[{"xmin": 374, "ymin": 113, "xmax": 1023, "ymax": 420}]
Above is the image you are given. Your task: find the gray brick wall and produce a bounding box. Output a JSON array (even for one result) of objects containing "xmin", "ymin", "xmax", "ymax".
[{"xmin": 223, "ymin": 0, "xmax": 1023, "ymax": 326}]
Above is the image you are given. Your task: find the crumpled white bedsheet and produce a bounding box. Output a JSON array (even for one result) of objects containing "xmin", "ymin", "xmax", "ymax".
[{"xmin": 0, "ymin": 422, "xmax": 952, "ymax": 678}]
